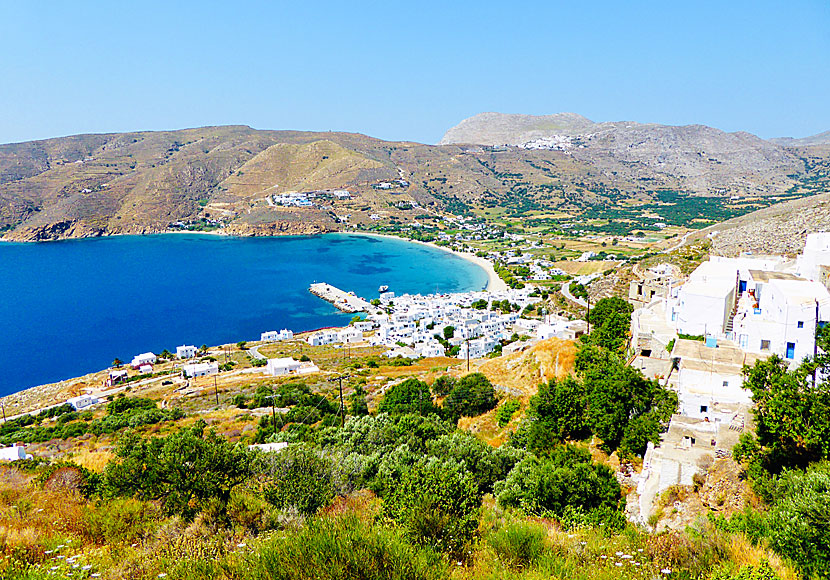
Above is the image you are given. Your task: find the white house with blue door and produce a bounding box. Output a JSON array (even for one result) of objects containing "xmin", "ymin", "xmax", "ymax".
[{"xmin": 731, "ymin": 275, "xmax": 830, "ymax": 366}]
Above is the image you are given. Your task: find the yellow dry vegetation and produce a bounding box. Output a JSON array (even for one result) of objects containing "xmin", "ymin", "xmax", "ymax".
[
  {"xmin": 477, "ymin": 338, "xmax": 576, "ymax": 397},
  {"xmin": 457, "ymin": 339, "xmax": 577, "ymax": 446},
  {"xmin": 69, "ymin": 448, "xmax": 115, "ymax": 473},
  {"xmin": 220, "ymin": 140, "xmax": 387, "ymax": 198}
]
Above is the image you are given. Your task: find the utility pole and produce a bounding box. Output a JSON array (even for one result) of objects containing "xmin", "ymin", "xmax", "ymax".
[
  {"xmin": 270, "ymin": 395, "xmax": 277, "ymax": 437},
  {"xmin": 466, "ymin": 336, "xmax": 471, "ymax": 372},
  {"xmin": 1, "ymin": 402, "xmax": 5, "ymax": 423},
  {"xmin": 587, "ymin": 295, "xmax": 591, "ymax": 333},
  {"xmin": 338, "ymin": 375, "xmax": 345, "ymax": 428},
  {"xmin": 214, "ymin": 375, "xmax": 219, "ymax": 406}
]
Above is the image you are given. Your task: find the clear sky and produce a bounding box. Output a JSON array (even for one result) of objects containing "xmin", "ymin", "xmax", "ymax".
[{"xmin": 1, "ymin": 1, "xmax": 828, "ymax": 145}]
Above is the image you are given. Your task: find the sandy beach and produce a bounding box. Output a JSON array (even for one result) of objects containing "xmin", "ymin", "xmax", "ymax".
[{"xmin": 348, "ymin": 232, "xmax": 509, "ymax": 293}]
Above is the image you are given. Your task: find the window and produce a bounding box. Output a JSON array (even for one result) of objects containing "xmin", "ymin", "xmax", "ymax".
[
  {"xmin": 760, "ymin": 340, "xmax": 770, "ymax": 351},
  {"xmin": 700, "ymin": 405, "xmax": 708, "ymax": 413},
  {"xmin": 722, "ymin": 380, "xmax": 729, "ymax": 387},
  {"xmin": 798, "ymin": 321, "xmax": 804, "ymax": 329}
]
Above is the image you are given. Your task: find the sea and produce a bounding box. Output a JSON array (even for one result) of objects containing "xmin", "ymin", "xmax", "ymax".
[{"xmin": 0, "ymin": 233, "xmax": 488, "ymax": 396}]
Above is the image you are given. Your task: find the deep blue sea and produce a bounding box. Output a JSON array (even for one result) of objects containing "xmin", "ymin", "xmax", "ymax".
[{"xmin": 0, "ymin": 233, "xmax": 487, "ymax": 395}]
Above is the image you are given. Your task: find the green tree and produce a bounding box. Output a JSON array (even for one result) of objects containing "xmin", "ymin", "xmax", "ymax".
[
  {"xmin": 443, "ymin": 325, "xmax": 455, "ymax": 340},
  {"xmin": 384, "ymin": 457, "xmax": 481, "ymax": 558},
  {"xmin": 102, "ymin": 423, "xmax": 253, "ymax": 519},
  {"xmin": 737, "ymin": 355, "xmax": 830, "ymax": 473},
  {"xmin": 443, "ymin": 373, "xmax": 497, "ymax": 421},
  {"xmin": 575, "ymin": 344, "xmax": 676, "ymax": 454},
  {"xmin": 431, "ymin": 375, "xmax": 456, "ymax": 397},
  {"xmin": 526, "ymin": 376, "xmax": 589, "ymax": 453},
  {"xmin": 495, "ymin": 445, "xmax": 622, "ymax": 519},
  {"xmin": 349, "ymin": 385, "xmax": 369, "ymax": 417},
  {"xmin": 378, "ymin": 378, "xmax": 441, "ymax": 416},
  {"xmin": 260, "ymin": 445, "xmax": 334, "ymax": 516}
]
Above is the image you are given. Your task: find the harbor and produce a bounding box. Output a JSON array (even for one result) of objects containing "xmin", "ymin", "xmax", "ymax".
[{"xmin": 309, "ymin": 282, "xmax": 383, "ymax": 315}]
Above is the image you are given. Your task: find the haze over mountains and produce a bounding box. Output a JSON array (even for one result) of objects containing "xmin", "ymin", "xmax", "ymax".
[{"xmin": 0, "ymin": 113, "xmax": 828, "ymax": 241}]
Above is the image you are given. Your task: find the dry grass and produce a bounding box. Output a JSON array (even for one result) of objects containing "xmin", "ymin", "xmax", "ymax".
[
  {"xmin": 725, "ymin": 534, "xmax": 799, "ymax": 580},
  {"xmin": 69, "ymin": 449, "xmax": 114, "ymax": 473},
  {"xmin": 478, "ymin": 338, "xmax": 576, "ymax": 397}
]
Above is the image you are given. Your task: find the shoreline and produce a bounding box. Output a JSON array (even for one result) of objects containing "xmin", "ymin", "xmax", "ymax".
[{"xmin": 347, "ymin": 231, "xmax": 509, "ymax": 293}]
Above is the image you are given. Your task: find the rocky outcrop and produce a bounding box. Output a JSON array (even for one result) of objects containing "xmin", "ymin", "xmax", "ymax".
[
  {"xmin": 689, "ymin": 192, "xmax": 830, "ymax": 257},
  {"xmin": 4, "ymin": 220, "xmax": 109, "ymax": 242},
  {"xmin": 439, "ymin": 112, "xmax": 804, "ymax": 195},
  {"xmin": 223, "ymin": 220, "xmax": 339, "ymax": 237}
]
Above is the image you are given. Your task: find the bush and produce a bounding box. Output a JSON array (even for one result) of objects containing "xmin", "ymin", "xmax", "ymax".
[
  {"xmin": 102, "ymin": 422, "xmax": 254, "ymax": 519},
  {"xmin": 384, "ymin": 457, "xmax": 481, "ymax": 559},
  {"xmin": 260, "ymin": 446, "xmax": 334, "ymax": 516},
  {"xmin": 82, "ymin": 498, "xmax": 161, "ymax": 544},
  {"xmin": 496, "ymin": 399, "xmax": 521, "ymax": 428},
  {"xmin": 242, "ymin": 514, "xmax": 447, "ymax": 580},
  {"xmin": 495, "ymin": 446, "xmax": 622, "ymax": 520},
  {"xmin": 378, "ymin": 378, "xmax": 441, "ymax": 416},
  {"xmin": 487, "ymin": 520, "xmax": 546, "ymax": 569},
  {"xmin": 443, "ymin": 373, "xmax": 498, "ymax": 421},
  {"xmin": 431, "ymin": 375, "xmax": 456, "ymax": 397}
]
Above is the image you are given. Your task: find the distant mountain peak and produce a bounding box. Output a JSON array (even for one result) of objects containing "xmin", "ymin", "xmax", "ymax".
[{"xmin": 770, "ymin": 130, "xmax": 830, "ymax": 147}]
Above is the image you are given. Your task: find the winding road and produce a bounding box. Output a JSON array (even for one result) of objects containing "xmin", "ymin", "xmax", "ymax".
[{"xmin": 561, "ymin": 280, "xmax": 588, "ymax": 308}]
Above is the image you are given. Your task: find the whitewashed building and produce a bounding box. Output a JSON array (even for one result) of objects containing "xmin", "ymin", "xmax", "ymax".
[
  {"xmin": 67, "ymin": 395, "xmax": 98, "ymax": 410},
  {"xmin": 131, "ymin": 352, "xmax": 157, "ymax": 368},
  {"xmin": 266, "ymin": 357, "xmax": 302, "ymax": 376},
  {"xmin": 176, "ymin": 345, "xmax": 197, "ymax": 359},
  {"xmin": 0, "ymin": 443, "xmax": 27, "ymax": 461},
  {"xmin": 182, "ymin": 361, "xmax": 219, "ymax": 378},
  {"xmin": 261, "ymin": 329, "xmax": 293, "ymax": 342}
]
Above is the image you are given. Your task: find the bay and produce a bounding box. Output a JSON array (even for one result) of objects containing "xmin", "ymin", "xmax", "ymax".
[{"xmin": 0, "ymin": 233, "xmax": 487, "ymax": 395}]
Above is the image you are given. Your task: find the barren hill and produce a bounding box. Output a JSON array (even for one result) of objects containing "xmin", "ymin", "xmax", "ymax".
[
  {"xmin": 2, "ymin": 120, "xmax": 829, "ymax": 241},
  {"xmin": 440, "ymin": 112, "xmax": 809, "ymax": 195},
  {"xmin": 690, "ymin": 189, "xmax": 830, "ymax": 257},
  {"xmin": 770, "ymin": 130, "xmax": 830, "ymax": 147}
]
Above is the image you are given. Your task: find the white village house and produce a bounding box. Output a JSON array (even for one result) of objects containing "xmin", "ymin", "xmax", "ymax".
[
  {"xmin": 130, "ymin": 352, "xmax": 157, "ymax": 369},
  {"xmin": 0, "ymin": 443, "xmax": 28, "ymax": 462},
  {"xmin": 182, "ymin": 361, "xmax": 219, "ymax": 378},
  {"xmin": 176, "ymin": 345, "xmax": 197, "ymax": 359}
]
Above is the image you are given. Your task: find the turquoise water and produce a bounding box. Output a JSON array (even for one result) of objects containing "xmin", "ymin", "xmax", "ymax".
[{"xmin": 0, "ymin": 233, "xmax": 487, "ymax": 395}]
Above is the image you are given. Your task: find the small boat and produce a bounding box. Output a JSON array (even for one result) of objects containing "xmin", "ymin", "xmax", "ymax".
[{"xmin": 378, "ymin": 285, "xmax": 389, "ymax": 293}]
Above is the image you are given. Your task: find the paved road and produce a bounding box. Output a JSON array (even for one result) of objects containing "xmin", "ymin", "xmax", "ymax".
[
  {"xmin": 662, "ymin": 233, "xmax": 690, "ymax": 254},
  {"xmin": 248, "ymin": 345, "xmax": 267, "ymax": 360},
  {"xmin": 2, "ymin": 372, "xmax": 180, "ymax": 423},
  {"xmin": 561, "ymin": 280, "xmax": 588, "ymax": 308}
]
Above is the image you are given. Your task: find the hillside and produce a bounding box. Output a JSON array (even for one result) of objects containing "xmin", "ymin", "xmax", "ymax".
[
  {"xmin": 440, "ymin": 112, "xmax": 820, "ymax": 196},
  {"xmin": 771, "ymin": 130, "xmax": 830, "ymax": 147},
  {"xmin": 688, "ymin": 188, "xmax": 830, "ymax": 257},
  {"xmin": 2, "ymin": 120, "xmax": 829, "ymax": 241}
]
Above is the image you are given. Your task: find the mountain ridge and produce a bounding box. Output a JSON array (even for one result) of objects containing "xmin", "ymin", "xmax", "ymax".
[{"xmin": 1, "ymin": 118, "xmax": 829, "ymax": 242}]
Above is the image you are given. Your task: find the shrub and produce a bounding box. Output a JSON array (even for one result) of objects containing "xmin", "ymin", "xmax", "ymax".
[
  {"xmin": 487, "ymin": 520, "xmax": 546, "ymax": 569},
  {"xmin": 242, "ymin": 514, "xmax": 447, "ymax": 580},
  {"xmin": 82, "ymin": 498, "xmax": 160, "ymax": 544},
  {"xmin": 102, "ymin": 422, "xmax": 253, "ymax": 519},
  {"xmin": 495, "ymin": 446, "xmax": 622, "ymax": 520},
  {"xmin": 431, "ymin": 375, "xmax": 456, "ymax": 397},
  {"xmin": 383, "ymin": 457, "xmax": 481, "ymax": 559},
  {"xmin": 443, "ymin": 373, "xmax": 498, "ymax": 421},
  {"xmin": 260, "ymin": 446, "xmax": 334, "ymax": 516},
  {"xmin": 496, "ymin": 399, "xmax": 521, "ymax": 428},
  {"xmin": 378, "ymin": 378, "xmax": 441, "ymax": 416}
]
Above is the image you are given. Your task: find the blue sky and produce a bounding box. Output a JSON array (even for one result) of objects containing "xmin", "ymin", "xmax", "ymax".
[{"xmin": 1, "ymin": 1, "xmax": 828, "ymax": 144}]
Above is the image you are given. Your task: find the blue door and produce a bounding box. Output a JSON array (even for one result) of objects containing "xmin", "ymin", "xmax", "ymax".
[
  {"xmin": 739, "ymin": 280, "xmax": 747, "ymax": 292},
  {"xmin": 786, "ymin": 342, "xmax": 795, "ymax": 359}
]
